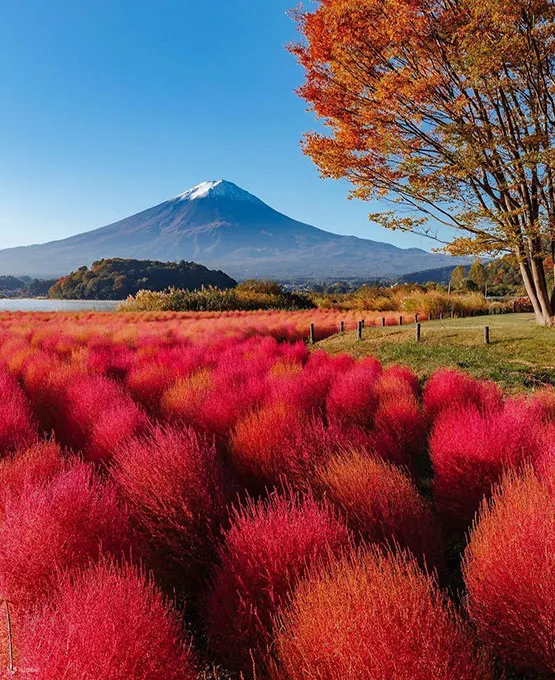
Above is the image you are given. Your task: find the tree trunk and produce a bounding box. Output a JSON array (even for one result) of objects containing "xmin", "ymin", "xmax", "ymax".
[{"xmin": 518, "ymin": 257, "xmax": 554, "ymax": 326}]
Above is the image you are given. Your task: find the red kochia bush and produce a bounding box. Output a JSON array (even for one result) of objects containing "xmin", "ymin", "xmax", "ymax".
[
  {"xmin": 464, "ymin": 467, "xmax": 555, "ymax": 675},
  {"xmin": 58, "ymin": 374, "xmax": 147, "ymax": 463},
  {"xmin": 20, "ymin": 560, "xmax": 197, "ymax": 680},
  {"xmin": 205, "ymin": 490, "xmax": 351, "ymax": 674},
  {"xmin": 429, "ymin": 401, "xmax": 544, "ymax": 528},
  {"xmin": 230, "ymin": 403, "xmax": 335, "ymax": 490},
  {"xmin": 0, "ymin": 441, "xmax": 67, "ymax": 506},
  {"xmin": 317, "ymin": 452, "xmax": 444, "ymax": 571},
  {"xmin": 274, "ymin": 548, "xmax": 493, "ymax": 680},
  {"xmin": 370, "ymin": 389, "xmax": 427, "ymax": 471},
  {"xmin": 0, "ymin": 463, "xmax": 135, "ymax": 607},
  {"xmin": 0, "ymin": 367, "xmax": 37, "ymax": 455},
  {"xmin": 423, "ymin": 369, "xmax": 503, "ymax": 422},
  {"xmin": 326, "ymin": 357, "xmax": 382, "ymax": 427},
  {"xmin": 112, "ymin": 424, "xmax": 228, "ymax": 591}
]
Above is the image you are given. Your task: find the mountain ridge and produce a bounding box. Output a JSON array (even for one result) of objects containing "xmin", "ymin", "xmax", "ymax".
[{"xmin": 0, "ymin": 180, "xmax": 467, "ymax": 279}]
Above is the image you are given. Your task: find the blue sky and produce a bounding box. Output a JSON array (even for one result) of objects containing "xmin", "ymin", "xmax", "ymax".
[{"xmin": 0, "ymin": 0, "xmax": 435, "ymax": 251}]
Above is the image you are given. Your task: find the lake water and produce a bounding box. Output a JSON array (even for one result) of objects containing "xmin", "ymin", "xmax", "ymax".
[{"xmin": 0, "ymin": 299, "xmax": 120, "ymax": 312}]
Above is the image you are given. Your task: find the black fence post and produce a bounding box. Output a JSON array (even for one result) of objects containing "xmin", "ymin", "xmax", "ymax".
[
  {"xmin": 357, "ymin": 320, "xmax": 363, "ymax": 341},
  {"xmin": 415, "ymin": 323, "xmax": 421, "ymax": 342},
  {"xmin": 484, "ymin": 326, "xmax": 490, "ymax": 344}
]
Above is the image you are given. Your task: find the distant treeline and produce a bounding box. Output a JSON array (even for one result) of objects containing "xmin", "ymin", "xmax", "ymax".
[
  {"xmin": 48, "ymin": 259, "xmax": 237, "ymax": 300},
  {"xmin": 120, "ymin": 279, "xmax": 315, "ymax": 312},
  {"xmin": 0, "ymin": 275, "xmax": 56, "ymax": 298}
]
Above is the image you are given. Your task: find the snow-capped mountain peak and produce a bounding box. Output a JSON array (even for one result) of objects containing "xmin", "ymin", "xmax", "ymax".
[{"xmin": 174, "ymin": 179, "xmax": 261, "ymax": 203}]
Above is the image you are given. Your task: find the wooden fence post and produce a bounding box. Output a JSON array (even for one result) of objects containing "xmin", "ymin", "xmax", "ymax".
[
  {"xmin": 415, "ymin": 323, "xmax": 421, "ymax": 342},
  {"xmin": 399, "ymin": 316, "xmax": 403, "ymax": 326},
  {"xmin": 309, "ymin": 323, "xmax": 315, "ymax": 344},
  {"xmin": 340, "ymin": 321, "xmax": 345, "ymax": 334},
  {"xmin": 414, "ymin": 313, "xmax": 419, "ymax": 323},
  {"xmin": 381, "ymin": 317, "xmax": 386, "ymax": 327},
  {"xmin": 484, "ymin": 326, "xmax": 490, "ymax": 344},
  {"xmin": 357, "ymin": 320, "xmax": 363, "ymax": 341}
]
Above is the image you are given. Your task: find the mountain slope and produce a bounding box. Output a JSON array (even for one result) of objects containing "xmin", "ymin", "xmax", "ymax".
[{"xmin": 0, "ymin": 180, "xmax": 466, "ymax": 279}]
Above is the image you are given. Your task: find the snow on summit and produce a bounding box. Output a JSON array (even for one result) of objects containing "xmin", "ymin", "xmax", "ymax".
[{"xmin": 174, "ymin": 180, "xmax": 261, "ymax": 203}]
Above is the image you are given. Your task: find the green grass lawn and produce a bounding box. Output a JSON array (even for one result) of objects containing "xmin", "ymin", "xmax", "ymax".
[{"xmin": 317, "ymin": 313, "xmax": 555, "ymax": 392}]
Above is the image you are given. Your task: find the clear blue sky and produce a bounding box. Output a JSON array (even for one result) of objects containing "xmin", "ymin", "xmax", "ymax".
[{"xmin": 0, "ymin": 0, "xmax": 434, "ymax": 251}]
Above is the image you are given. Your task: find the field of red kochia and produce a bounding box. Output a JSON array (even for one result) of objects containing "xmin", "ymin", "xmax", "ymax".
[{"xmin": 0, "ymin": 311, "xmax": 553, "ymax": 679}]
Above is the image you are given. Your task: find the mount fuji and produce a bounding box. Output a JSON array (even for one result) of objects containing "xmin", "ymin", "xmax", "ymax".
[{"xmin": 0, "ymin": 180, "xmax": 466, "ymax": 280}]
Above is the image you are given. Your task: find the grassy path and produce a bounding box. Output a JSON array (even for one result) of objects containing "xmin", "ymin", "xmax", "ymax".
[{"xmin": 317, "ymin": 313, "xmax": 555, "ymax": 392}]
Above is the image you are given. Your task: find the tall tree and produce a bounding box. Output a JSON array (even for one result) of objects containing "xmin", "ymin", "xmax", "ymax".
[
  {"xmin": 291, "ymin": 0, "xmax": 555, "ymax": 325},
  {"xmin": 469, "ymin": 261, "xmax": 487, "ymax": 289},
  {"xmin": 450, "ymin": 265, "xmax": 467, "ymax": 290}
]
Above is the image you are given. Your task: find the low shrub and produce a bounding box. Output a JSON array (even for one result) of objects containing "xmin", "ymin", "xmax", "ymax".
[
  {"xmin": 464, "ymin": 467, "xmax": 555, "ymax": 675},
  {"xmin": 112, "ymin": 424, "xmax": 229, "ymax": 593},
  {"xmin": 0, "ymin": 367, "xmax": 37, "ymax": 455},
  {"xmin": 273, "ymin": 548, "xmax": 493, "ymax": 680},
  {"xmin": 325, "ymin": 358, "xmax": 382, "ymax": 428},
  {"xmin": 230, "ymin": 403, "xmax": 334, "ymax": 490},
  {"xmin": 316, "ymin": 452, "xmax": 443, "ymax": 570},
  {"xmin": 0, "ymin": 463, "xmax": 136, "ymax": 607},
  {"xmin": 20, "ymin": 560, "xmax": 197, "ymax": 680},
  {"xmin": 430, "ymin": 401, "xmax": 544, "ymax": 528},
  {"xmin": 204, "ymin": 490, "xmax": 351, "ymax": 675},
  {"xmin": 120, "ymin": 284, "xmax": 315, "ymax": 312},
  {"xmin": 0, "ymin": 441, "xmax": 67, "ymax": 506},
  {"xmin": 423, "ymin": 369, "xmax": 503, "ymax": 423}
]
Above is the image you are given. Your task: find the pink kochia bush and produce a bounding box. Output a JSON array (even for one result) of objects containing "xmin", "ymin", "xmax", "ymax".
[
  {"xmin": 204, "ymin": 490, "xmax": 351, "ymax": 674},
  {"xmin": 112, "ymin": 424, "xmax": 229, "ymax": 591},
  {"xmin": 58, "ymin": 374, "xmax": 147, "ymax": 463},
  {"xmin": 423, "ymin": 369, "xmax": 503, "ymax": 422},
  {"xmin": 429, "ymin": 400, "xmax": 545, "ymax": 528},
  {"xmin": 0, "ymin": 366, "xmax": 37, "ymax": 455},
  {"xmin": 464, "ymin": 467, "xmax": 555, "ymax": 675},
  {"xmin": 326, "ymin": 357, "xmax": 382, "ymax": 428},
  {"xmin": 273, "ymin": 548, "xmax": 494, "ymax": 680},
  {"xmin": 20, "ymin": 560, "xmax": 197, "ymax": 680},
  {"xmin": 316, "ymin": 451, "xmax": 444, "ymax": 571},
  {"xmin": 0, "ymin": 463, "xmax": 136, "ymax": 607},
  {"xmin": 370, "ymin": 369, "xmax": 427, "ymax": 470},
  {"xmin": 0, "ymin": 441, "xmax": 67, "ymax": 506},
  {"xmin": 230, "ymin": 403, "xmax": 335, "ymax": 490}
]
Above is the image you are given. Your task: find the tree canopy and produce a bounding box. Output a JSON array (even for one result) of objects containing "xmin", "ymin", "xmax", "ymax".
[
  {"xmin": 292, "ymin": 0, "xmax": 555, "ymax": 324},
  {"xmin": 48, "ymin": 259, "xmax": 237, "ymax": 300}
]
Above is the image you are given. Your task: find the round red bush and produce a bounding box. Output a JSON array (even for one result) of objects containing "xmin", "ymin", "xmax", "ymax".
[
  {"xmin": 317, "ymin": 451, "xmax": 444, "ymax": 571},
  {"xmin": 423, "ymin": 369, "xmax": 503, "ymax": 423},
  {"xmin": 112, "ymin": 424, "xmax": 229, "ymax": 592},
  {"xmin": 0, "ymin": 463, "xmax": 136, "ymax": 607},
  {"xmin": 0, "ymin": 441, "xmax": 67, "ymax": 506},
  {"xmin": 326, "ymin": 357, "xmax": 382, "ymax": 428},
  {"xmin": 429, "ymin": 400, "xmax": 544, "ymax": 528},
  {"xmin": 20, "ymin": 560, "xmax": 197, "ymax": 680},
  {"xmin": 230, "ymin": 403, "xmax": 336, "ymax": 490},
  {"xmin": 464, "ymin": 467, "xmax": 555, "ymax": 675},
  {"xmin": 274, "ymin": 548, "xmax": 494, "ymax": 680},
  {"xmin": 204, "ymin": 490, "xmax": 351, "ymax": 674}
]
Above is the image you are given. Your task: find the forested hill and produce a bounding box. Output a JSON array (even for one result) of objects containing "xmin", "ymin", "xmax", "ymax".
[{"xmin": 48, "ymin": 258, "xmax": 237, "ymax": 300}]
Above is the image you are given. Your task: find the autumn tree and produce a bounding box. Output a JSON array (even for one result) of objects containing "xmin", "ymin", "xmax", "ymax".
[
  {"xmin": 291, "ymin": 0, "xmax": 555, "ymax": 325},
  {"xmin": 450, "ymin": 265, "xmax": 467, "ymax": 290},
  {"xmin": 469, "ymin": 261, "xmax": 487, "ymax": 290}
]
